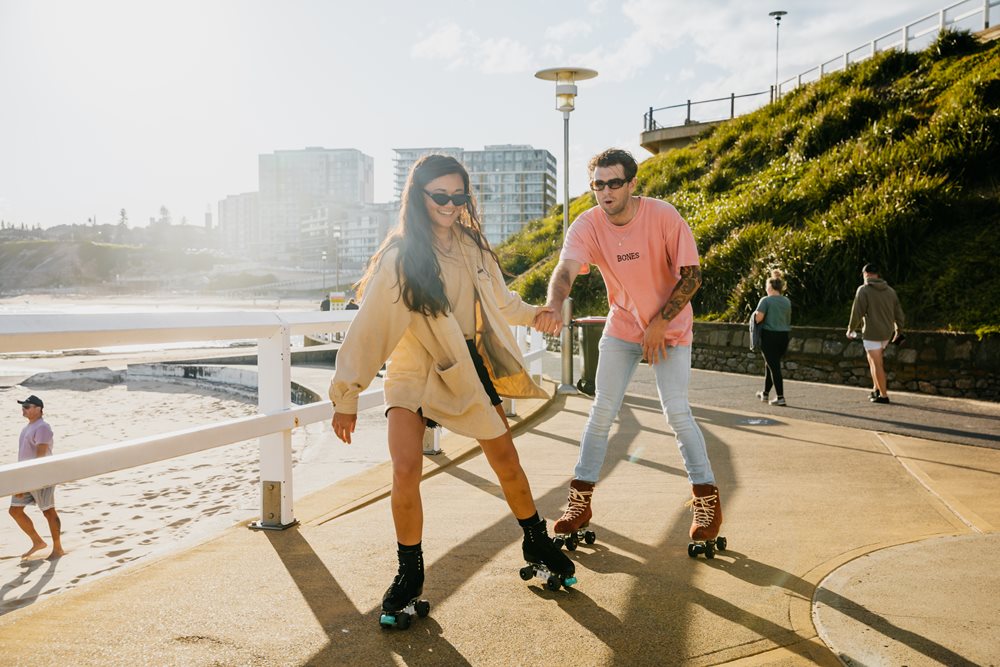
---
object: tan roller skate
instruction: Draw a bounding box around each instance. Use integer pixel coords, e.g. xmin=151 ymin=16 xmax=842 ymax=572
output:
xmin=552 ymin=480 xmax=597 ymax=551
xmin=686 ymin=483 xmax=727 ymax=559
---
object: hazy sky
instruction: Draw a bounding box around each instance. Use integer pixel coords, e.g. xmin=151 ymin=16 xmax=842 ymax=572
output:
xmin=0 ymin=0 xmax=958 ymax=228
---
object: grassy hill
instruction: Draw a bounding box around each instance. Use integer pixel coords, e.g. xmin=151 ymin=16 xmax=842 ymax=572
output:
xmin=500 ymin=31 xmax=1000 ymax=335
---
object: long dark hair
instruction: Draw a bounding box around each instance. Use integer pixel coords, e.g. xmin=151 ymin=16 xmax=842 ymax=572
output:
xmin=356 ymin=154 xmax=499 ymax=316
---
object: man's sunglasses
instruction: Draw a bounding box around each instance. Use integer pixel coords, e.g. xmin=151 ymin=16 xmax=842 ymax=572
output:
xmin=590 ymin=178 xmax=629 ymax=191
xmin=424 ymin=190 xmax=471 ymax=207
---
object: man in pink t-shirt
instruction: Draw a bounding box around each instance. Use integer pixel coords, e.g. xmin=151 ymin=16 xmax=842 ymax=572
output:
xmin=536 ymin=148 xmax=724 ymax=557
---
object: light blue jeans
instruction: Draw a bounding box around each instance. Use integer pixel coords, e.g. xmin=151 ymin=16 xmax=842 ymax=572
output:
xmin=574 ymin=335 xmax=715 ymax=486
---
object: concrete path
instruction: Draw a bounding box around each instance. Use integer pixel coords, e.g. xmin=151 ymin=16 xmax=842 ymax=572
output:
xmin=0 ymin=364 xmax=997 ymax=666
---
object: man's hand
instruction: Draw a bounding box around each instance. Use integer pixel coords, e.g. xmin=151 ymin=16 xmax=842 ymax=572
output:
xmin=533 ymin=305 xmax=563 ymax=335
xmin=332 ymin=411 xmax=357 ymax=444
xmin=642 ymin=318 xmax=672 ymax=365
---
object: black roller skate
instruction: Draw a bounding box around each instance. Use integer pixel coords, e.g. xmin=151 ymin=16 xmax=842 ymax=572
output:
xmin=520 ymin=518 xmax=577 ymax=591
xmin=379 ymin=546 xmax=429 ymax=630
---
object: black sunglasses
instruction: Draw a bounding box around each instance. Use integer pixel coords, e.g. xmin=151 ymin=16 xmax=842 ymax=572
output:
xmin=590 ymin=178 xmax=629 ymax=191
xmin=424 ymin=190 xmax=471 ymax=207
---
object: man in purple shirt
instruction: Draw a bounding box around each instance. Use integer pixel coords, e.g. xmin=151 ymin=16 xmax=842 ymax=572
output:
xmin=9 ymin=395 xmax=64 ymax=560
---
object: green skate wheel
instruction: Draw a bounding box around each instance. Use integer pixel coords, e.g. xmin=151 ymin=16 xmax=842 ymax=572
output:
xmin=379 ymin=613 xmax=395 ymax=628
xmin=562 ymin=576 xmax=577 ymax=588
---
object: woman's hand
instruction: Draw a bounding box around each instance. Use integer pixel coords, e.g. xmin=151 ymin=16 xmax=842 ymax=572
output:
xmin=332 ymin=411 xmax=357 ymax=444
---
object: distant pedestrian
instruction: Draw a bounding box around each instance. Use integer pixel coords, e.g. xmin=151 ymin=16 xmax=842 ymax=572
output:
xmin=754 ymin=269 xmax=792 ymax=406
xmin=320 ymin=295 xmax=331 ymax=311
xmin=9 ymin=395 xmax=64 ymax=560
xmin=345 ymin=298 xmax=359 ymax=310
xmin=848 ymin=263 xmax=905 ymax=404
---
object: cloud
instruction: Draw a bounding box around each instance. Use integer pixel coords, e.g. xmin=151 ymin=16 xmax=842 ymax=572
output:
xmin=480 ymin=37 xmax=535 ymax=74
xmin=545 ymin=18 xmax=593 ymax=42
xmin=411 ymin=22 xmax=469 ymax=68
xmin=411 ymin=22 xmax=535 ymax=75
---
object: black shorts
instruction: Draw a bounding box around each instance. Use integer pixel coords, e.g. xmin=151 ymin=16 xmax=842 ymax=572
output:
xmin=422 ymin=339 xmax=501 ymax=429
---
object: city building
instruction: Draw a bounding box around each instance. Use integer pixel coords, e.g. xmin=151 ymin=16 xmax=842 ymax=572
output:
xmin=392 ymin=145 xmax=556 ymax=245
xmin=299 ymin=201 xmax=398 ymax=288
xmin=217 ymin=192 xmax=260 ymax=257
xmin=258 ymin=147 xmax=374 ymax=261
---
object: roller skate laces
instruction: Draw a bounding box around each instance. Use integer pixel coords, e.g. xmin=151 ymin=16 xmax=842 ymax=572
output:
xmin=553 ymin=480 xmax=596 ymax=551
xmin=686 ymin=484 xmax=727 ymax=559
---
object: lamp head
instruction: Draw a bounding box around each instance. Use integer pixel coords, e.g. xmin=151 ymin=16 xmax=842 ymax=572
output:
xmin=535 ymin=67 xmax=598 ymax=113
xmin=769 ymin=10 xmax=787 ymax=23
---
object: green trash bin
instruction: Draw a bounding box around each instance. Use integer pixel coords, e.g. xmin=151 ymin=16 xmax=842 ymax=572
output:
xmin=574 ymin=316 xmax=606 ymax=396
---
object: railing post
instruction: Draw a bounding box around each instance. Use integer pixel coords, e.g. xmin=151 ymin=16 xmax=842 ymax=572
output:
xmin=558 ymin=297 xmax=577 ymax=394
xmin=903 ymin=24 xmax=909 ymax=53
xmin=686 ymin=99 xmax=691 ymax=123
xmin=730 ymin=92 xmax=735 ymax=118
xmin=940 ymin=8 xmax=946 ymax=32
xmin=529 ymin=327 xmax=544 ymax=381
xmin=985 ymin=0 xmax=990 ymax=29
xmin=649 ymin=106 xmax=654 ymax=130
xmin=422 ymin=426 xmax=442 ymax=455
xmin=250 ymin=325 xmax=297 ymax=530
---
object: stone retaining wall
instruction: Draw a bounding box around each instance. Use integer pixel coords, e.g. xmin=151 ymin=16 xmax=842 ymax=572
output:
xmin=692 ymin=322 xmax=1000 ymax=401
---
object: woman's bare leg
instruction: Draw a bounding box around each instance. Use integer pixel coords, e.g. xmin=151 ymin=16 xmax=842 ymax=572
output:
xmin=386 ymin=407 xmax=427 ymax=545
xmin=477 ymin=405 xmax=536 ymax=520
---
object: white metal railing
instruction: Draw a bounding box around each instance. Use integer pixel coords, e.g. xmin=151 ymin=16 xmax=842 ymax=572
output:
xmin=0 ymin=311 xmax=546 ymax=530
xmin=778 ymin=0 xmax=998 ymax=96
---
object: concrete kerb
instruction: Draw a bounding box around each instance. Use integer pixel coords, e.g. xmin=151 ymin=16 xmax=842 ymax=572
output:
xmin=286 ymin=380 xmax=558 ymax=527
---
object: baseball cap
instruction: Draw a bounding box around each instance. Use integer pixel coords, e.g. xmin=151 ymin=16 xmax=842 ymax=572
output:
xmin=17 ymin=395 xmax=44 ymax=409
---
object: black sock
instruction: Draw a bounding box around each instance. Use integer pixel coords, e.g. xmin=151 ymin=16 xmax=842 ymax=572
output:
xmin=397 ymin=541 xmax=421 ymax=553
xmin=517 ymin=512 xmax=540 ymax=528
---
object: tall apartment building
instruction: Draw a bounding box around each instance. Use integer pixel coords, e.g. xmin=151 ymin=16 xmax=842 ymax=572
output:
xmin=217 ymin=192 xmax=260 ymax=257
xmin=392 ymin=145 xmax=556 ymax=245
xmin=299 ymin=201 xmax=398 ymax=282
xmin=258 ymin=147 xmax=374 ymax=260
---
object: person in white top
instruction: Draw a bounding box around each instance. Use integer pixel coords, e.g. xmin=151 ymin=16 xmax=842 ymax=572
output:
xmin=9 ymin=394 xmax=64 ymax=560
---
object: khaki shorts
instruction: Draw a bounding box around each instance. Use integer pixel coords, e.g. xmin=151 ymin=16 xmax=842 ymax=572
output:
xmin=10 ymin=487 xmax=55 ymax=512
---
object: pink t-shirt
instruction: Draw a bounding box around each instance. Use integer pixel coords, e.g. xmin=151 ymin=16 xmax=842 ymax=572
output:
xmin=560 ymin=197 xmax=700 ymax=346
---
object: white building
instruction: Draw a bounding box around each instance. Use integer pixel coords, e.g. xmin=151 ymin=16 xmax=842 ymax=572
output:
xmin=258 ymin=147 xmax=374 ymax=260
xmin=217 ymin=192 xmax=259 ymax=257
xmin=392 ymin=145 xmax=556 ymax=245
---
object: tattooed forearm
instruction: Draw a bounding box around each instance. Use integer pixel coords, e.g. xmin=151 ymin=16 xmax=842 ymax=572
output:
xmin=547 ymin=262 xmax=576 ymax=304
xmin=658 ymin=265 xmax=702 ymax=322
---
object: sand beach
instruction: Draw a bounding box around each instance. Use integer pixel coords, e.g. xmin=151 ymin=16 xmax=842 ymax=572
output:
xmin=0 ymin=295 xmax=390 ymax=616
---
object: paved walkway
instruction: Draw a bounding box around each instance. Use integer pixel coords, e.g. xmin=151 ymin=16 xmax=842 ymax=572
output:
xmin=0 ymin=360 xmax=998 ymax=666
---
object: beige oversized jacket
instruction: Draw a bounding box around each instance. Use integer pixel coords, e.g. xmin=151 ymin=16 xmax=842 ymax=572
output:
xmin=329 ymin=235 xmax=547 ymax=440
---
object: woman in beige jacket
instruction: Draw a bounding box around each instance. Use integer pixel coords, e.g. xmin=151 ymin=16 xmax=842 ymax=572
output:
xmin=330 ymin=155 xmax=575 ymax=628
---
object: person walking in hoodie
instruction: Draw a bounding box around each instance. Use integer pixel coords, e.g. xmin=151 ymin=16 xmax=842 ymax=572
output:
xmin=329 ymin=155 xmax=575 ymax=629
xmin=847 ymin=263 xmax=905 ymax=404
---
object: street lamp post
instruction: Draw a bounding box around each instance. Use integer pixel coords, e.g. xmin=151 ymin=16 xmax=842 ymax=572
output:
xmin=535 ymin=66 xmax=598 ymax=395
xmin=321 ymin=250 xmax=327 ymax=291
xmin=769 ymin=10 xmax=788 ymax=98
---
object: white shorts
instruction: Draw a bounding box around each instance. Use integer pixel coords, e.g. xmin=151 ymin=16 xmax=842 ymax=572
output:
xmin=10 ymin=487 xmax=55 ymax=512
xmin=863 ymin=339 xmax=889 ymax=351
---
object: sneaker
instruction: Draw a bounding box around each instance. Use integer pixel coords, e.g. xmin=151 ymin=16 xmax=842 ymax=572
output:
xmin=769 ymin=397 xmax=786 ymax=406
xmin=871 ymin=395 xmax=890 ymax=404
xmin=755 ymin=391 xmax=768 ymax=402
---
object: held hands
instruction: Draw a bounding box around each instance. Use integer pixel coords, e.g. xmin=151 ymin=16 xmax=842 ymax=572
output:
xmin=533 ymin=304 xmax=563 ymax=336
xmin=332 ymin=411 xmax=357 ymax=444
